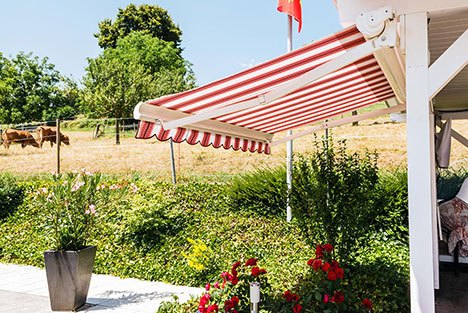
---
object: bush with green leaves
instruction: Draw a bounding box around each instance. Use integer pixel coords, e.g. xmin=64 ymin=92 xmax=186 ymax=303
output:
xmin=228 ymin=165 xmax=287 ymax=216
xmin=0 ymin=173 xmax=24 ymax=220
xmin=291 ymin=138 xmax=379 ymax=263
xmin=0 ymin=171 xmax=411 ymax=312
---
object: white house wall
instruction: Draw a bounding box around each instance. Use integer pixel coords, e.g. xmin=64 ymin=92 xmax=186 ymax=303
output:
xmin=335 ymin=0 xmax=468 ymax=27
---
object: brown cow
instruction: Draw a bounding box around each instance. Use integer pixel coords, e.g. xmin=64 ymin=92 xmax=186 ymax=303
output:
xmin=36 ymin=126 xmax=70 ymax=148
xmin=2 ymin=129 xmax=40 ymax=149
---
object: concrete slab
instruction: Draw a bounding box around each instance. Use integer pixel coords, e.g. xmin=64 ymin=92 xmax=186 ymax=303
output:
xmin=0 ymin=263 xmax=202 ymax=313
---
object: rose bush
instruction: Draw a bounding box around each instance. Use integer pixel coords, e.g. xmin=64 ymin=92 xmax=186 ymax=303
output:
xmin=196 ymin=258 xmax=270 ymax=313
xmin=36 ymin=170 xmax=134 ymax=251
xmin=275 ymin=244 xmax=373 ymax=313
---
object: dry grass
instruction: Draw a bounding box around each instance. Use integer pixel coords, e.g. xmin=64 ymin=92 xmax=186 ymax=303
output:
xmin=0 ymin=118 xmax=466 ymax=180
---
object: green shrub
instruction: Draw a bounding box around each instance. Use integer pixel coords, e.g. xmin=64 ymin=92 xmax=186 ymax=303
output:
xmin=372 ymin=170 xmax=409 ymax=243
xmin=349 ymin=234 xmax=409 ymax=313
xmin=291 ymin=138 xmax=379 ymax=263
xmin=228 ymin=166 xmax=287 ymax=216
xmin=0 ymin=173 xmax=24 ymax=220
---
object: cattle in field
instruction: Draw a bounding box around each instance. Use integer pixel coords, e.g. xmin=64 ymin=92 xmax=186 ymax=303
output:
xmin=2 ymin=129 xmax=40 ymax=149
xmin=36 ymin=126 xmax=70 ymax=148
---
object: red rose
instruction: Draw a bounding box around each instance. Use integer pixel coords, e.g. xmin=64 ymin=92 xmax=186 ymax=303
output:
xmin=251 ymin=266 xmax=260 ymax=277
xmin=258 ymin=268 xmax=267 ymax=275
xmin=362 ymin=298 xmax=373 ymax=310
xmin=199 ymin=305 xmax=206 ymax=313
xmin=230 ymin=275 xmax=239 ymax=285
xmin=231 ymin=268 xmax=238 ymax=277
xmin=307 ymin=258 xmax=315 ymax=267
xmin=232 ymin=261 xmax=241 ymax=270
xmin=231 ymin=296 xmax=239 ymax=305
xmin=315 ymin=245 xmax=324 ymax=259
xmin=312 ymin=259 xmax=322 ymax=271
xmin=224 ymin=299 xmax=235 ymax=311
xmin=327 ymin=270 xmax=337 ymax=281
xmin=323 ymin=294 xmax=330 ymax=304
xmin=200 ymin=293 xmax=210 ymax=306
xmin=207 ymin=303 xmax=218 ymax=312
xmin=293 ymin=303 xmax=303 ymax=313
xmin=323 ymin=243 xmax=333 ymax=252
xmin=205 ymin=283 xmax=211 ymax=291
xmin=321 ymin=262 xmax=331 ymax=272
xmin=245 ymin=258 xmax=258 ymax=266
xmin=283 ymin=290 xmax=293 ymax=302
xmin=335 ymin=267 xmax=344 ymax=279
xmin=291 ymin=293 xmax=300 ymax=302
xmin=331 ymin=291 xmax=344 ymax=304
xmin=331 ymin=260 xmax=340 ymax=269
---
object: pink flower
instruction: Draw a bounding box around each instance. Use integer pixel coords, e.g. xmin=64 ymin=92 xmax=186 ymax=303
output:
xmin=323 ymin=294 xmax=330 ymax=304
xmin=205 ymin=283 xmax=210 ymax=291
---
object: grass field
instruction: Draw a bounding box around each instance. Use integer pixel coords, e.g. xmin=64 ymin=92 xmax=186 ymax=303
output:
xmin=0 ymin=117 xmax=466 ymax=180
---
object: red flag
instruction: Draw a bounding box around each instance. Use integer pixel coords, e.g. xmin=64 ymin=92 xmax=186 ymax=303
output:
xmin=277 ymin=0 xmax=302 ymax=32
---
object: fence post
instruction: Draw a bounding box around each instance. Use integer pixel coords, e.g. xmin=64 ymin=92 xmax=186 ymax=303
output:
xmin=352 ymin=111 xmax=358 ymax=126
xmin=56 ymin=119 xmax=61 ymax=174
xmin=115 ymin=118 xmax=120 ymax=145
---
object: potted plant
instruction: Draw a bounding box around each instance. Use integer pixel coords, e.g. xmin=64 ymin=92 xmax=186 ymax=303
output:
xmin=36 ymin=170 xmax=131 ymax=311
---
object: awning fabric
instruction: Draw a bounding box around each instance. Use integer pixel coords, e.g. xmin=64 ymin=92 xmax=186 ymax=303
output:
xmin=135 ymin=25 xmax=395 ymax=154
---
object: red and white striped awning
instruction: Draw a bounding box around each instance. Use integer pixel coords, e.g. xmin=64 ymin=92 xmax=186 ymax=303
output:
xmin=135 ymin=25 xmax=396 ymax=154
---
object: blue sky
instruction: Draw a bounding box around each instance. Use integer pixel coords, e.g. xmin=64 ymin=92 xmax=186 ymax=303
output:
xmin=0 ymin=1 xmax=342 ymax=85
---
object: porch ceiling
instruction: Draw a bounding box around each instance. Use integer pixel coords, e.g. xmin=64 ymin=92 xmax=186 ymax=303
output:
xmin=429 ymin=8 xmax=468 ymax=112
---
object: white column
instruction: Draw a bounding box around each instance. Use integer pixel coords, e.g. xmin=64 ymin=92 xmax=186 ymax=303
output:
xmin=405 ymin=12 xmax=436 ymax=313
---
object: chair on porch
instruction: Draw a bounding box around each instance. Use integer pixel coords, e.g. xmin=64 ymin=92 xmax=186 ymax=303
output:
xmin=439 ymin=178 xmax=468 ymax=274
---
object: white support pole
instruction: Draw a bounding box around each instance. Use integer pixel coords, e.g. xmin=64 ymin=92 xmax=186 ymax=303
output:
xmin=286 ymin=15 xmax=293 ymax=222
xmin=405 ymin=12 xmax=436 ymax=313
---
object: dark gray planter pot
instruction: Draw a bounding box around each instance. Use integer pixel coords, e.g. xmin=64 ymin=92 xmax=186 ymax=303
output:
xmin=44 ymin=245 xmax=96 ymax=311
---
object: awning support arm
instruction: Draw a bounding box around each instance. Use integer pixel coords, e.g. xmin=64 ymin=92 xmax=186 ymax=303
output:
xmin=428 ymin=28 xmax=468 ymax=100
xmin=163 ymin=23 xmax=397 ymax=130
xmin=435 ymin=118 xmax=468 ymax=148
xmin=271 ymin=102 xmax=406 ymax=146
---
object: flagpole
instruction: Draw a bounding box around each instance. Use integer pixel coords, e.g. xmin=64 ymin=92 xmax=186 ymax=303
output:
xmin=286 ymin=15 xmax=293 ymax=222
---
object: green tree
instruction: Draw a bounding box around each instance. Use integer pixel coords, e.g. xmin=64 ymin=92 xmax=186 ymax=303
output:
xmin=0 ymin=52 xmax=78 ymax=124
xmin=82 ymin=32 xmax=195 ymax=120
xmin=95 ymin=4 xmax=182 ymax=51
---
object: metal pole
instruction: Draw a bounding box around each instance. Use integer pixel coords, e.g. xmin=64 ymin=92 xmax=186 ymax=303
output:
xmin=56 ymin=119 xmax=61 ymax=174
xmin=286 ymin=15 xmax=293 ymax=222
xmin=169 ymin=139 xmax=177 ymax=184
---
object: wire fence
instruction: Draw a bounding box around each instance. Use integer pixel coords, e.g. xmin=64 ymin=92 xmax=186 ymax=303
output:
xmin=0 ymin=117 xmax=466 ymax=179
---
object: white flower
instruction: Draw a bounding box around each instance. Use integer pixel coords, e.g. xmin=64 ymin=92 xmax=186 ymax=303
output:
xmin=71 ymin=181 xmax=85 ymax=192
xmin=130 ymin=183 xmax=138 ymax=193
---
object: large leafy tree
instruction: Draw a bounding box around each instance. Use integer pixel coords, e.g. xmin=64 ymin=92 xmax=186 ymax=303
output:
xmin=95 ymin=4 xmax=182 ymax=51
xmin=0 ymin=52 xmax=78 ymax=124
xmin=82 ymin=32 xmax=195 ymax=119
